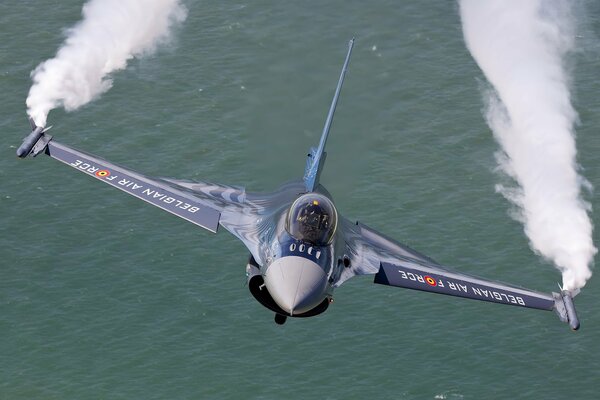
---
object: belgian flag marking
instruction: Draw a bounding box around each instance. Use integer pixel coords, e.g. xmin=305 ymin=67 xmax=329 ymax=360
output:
xmin=95 ymin=170 xmax=110 ymax=178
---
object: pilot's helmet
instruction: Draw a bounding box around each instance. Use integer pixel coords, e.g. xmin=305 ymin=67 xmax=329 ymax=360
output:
xmin=286 ymin=193 xmax=337 ymax=245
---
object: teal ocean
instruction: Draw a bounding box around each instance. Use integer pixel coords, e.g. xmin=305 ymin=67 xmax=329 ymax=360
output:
xmin=2 ymin=1 xmax=599 ymax=399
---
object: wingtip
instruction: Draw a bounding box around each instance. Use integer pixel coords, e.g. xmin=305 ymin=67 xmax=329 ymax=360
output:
xmin=553 ymin=290 xmax=581 ymax=331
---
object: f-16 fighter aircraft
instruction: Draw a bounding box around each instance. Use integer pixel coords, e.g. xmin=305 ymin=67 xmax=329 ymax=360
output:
xmin=17 ymin=39 xmax=580 ymax=329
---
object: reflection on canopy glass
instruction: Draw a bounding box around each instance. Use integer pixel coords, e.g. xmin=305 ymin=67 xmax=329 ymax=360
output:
xmin=286 ymin=194 xmax=337 ymax=245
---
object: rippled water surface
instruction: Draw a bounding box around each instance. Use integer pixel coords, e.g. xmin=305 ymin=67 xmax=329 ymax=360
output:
xmin=2 ymin=1 xmax=600 ymax=399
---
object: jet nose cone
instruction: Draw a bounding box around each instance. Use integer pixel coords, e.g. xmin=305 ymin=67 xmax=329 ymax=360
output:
xmin=264 ymin=256 xmax=328 ymax=315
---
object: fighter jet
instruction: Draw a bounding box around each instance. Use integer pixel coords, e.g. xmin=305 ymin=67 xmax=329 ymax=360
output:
xmin=17 ymin=39 xmax=580 ymax=329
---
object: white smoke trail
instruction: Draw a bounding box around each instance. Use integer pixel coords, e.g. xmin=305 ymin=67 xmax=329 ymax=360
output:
xmin=459 ymin=0 xmax=596 ymax=292
xmin=26 ymin=0 xmax=187 ymax=127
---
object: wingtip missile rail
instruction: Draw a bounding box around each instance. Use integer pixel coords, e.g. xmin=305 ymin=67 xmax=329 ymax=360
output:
xmin=17 ymin=118 xmax=52 ymax=158
xmin=562 ymin=290 xmax=580 ymax=331
xmin=553 ymin=289 xmax=580 ymax=331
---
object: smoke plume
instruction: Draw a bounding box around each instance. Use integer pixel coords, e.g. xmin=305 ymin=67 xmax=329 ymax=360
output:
xmin=459 ymin=0 xmax=595 ymax=291
xmin=26 ymin=0 xmax=187 ymax=127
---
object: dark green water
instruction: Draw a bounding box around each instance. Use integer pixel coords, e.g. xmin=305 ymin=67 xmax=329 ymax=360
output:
xmin=2 ymin=1 xmax=599 ymax=399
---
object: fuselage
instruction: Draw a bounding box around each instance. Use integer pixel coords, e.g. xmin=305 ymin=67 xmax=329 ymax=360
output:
xmin=264 ymin=235 xmax=334 ymax=315
xmin=249 ymin=192 xmax=344 ymax=318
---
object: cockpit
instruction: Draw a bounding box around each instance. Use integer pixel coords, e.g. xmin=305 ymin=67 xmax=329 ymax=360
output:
xmin=285 ymin=193 xmax=338 ymax=246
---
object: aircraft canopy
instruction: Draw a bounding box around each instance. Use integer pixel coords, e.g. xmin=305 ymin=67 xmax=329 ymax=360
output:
xmin=286 ymin=194 xmax=337 ymax=246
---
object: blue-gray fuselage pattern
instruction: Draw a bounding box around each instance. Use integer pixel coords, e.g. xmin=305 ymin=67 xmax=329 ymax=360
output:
xmin=176 ymin=179 xmax=345 ymax=305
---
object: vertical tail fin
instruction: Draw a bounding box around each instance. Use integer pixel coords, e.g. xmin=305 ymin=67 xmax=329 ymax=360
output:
xmin=303 ymin=38 xmax=355 ymax=192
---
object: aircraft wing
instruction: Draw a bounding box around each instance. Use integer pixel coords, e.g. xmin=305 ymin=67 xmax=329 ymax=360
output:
xmin=19 ymin=129 xmax=268 ymax=241
xmin=45 ymin=140 xmax=224 ymax=232
xmin=339 ymin=218 xmax=579 ymax=329
xmin=373 ymin=261 xmax=555 ymax=310
xmin=19 ymin=130 xmax=305 ymax=265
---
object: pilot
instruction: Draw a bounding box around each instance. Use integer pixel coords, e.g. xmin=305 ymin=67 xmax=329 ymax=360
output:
xmin=287 ymin=196 xmax=336 ymax=246
xmin=296 ymin=200 xmax=330 ymax=242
